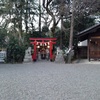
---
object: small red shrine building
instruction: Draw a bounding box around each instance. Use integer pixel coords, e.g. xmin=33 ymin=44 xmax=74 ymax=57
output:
xmin=30 ymin=38 xmax=57 ymax=61
xmin=77 ymin=23 xmax=100 ymax=61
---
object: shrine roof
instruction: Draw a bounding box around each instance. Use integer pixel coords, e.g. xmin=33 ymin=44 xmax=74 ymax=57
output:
xmin=77 ymin=23 xmax=100 ymax=41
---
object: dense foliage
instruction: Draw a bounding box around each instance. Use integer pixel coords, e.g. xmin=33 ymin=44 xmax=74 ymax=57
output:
xmin=0 ymin=29 xmax=7 ymax=49
xmin=7 ymin=37 xmax=25 ymax=63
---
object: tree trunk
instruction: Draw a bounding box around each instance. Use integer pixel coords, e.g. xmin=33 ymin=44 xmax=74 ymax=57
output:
xmin=68 ymin=0 xmax=75 ymax=63
xmin=60 ymin=16 xmax=63 ymax=49
xmin=39 ymin=0 xmax=41 ymax=33
xmin=25 ymin=1 xmax=28 ymax=34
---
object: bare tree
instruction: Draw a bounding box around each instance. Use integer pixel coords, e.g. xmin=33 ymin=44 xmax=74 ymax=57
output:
xmin=42 ymin=0 xmax=61 ymax=37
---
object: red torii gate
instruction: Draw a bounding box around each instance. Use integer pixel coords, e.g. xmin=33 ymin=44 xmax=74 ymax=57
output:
xmin=30 ymin=38 xmax=57 ymax=61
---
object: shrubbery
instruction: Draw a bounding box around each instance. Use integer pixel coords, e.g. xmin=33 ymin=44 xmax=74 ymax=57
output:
xmin=7 ymin=37 xmax=25 ymax=63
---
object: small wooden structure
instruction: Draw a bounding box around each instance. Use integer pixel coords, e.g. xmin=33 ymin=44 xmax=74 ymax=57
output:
xmin=77 ymin=24 xmax=100 ymax=61
xmin=30 ymin=38 xmax=56 ymax=61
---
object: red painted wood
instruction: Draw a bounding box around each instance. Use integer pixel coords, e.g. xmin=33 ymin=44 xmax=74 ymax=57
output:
xmin=33 ymin=41 xmax=37 ymax=61
xmin=30 ymin=38 xmax=57 ymax=41
xmin=49 ymin=41 xmax=52 ymax=60
xmin=30 ymin=38 xmax=57 ymax=61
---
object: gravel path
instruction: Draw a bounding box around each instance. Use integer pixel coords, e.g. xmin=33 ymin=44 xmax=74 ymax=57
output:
xmin=0 ymin=61 xmax=100 ymax=100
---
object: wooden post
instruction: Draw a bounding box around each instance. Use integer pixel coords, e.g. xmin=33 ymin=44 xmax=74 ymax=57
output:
xmin=33 ymin=41 xmax=37 ymax=61
xmin=88 ymin=38 xmax=90 ymax=61
xmin=49 ymin=41 xmax=53 ymax=61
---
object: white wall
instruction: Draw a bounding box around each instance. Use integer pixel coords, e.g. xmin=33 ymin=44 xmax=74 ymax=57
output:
xmin=78 ymin=40 xmax=87 ymax=46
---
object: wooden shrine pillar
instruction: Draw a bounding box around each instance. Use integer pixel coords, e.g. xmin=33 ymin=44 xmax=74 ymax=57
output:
xmin=31 ymin=41 xmax=37 ymax=61
xmin=49 ymin=41 xmax=53 ymax=61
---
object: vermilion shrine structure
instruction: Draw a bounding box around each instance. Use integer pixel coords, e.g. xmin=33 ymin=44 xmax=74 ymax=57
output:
xmin=30 ymin=38 xmax=57 ymax=61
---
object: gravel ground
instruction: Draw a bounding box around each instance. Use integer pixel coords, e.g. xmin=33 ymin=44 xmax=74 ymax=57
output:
xmin=0 ymin=61 xmax=100 ymax=100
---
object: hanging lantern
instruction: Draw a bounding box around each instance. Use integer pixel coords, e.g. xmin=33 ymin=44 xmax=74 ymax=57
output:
xmin=40 ymin=43 xmax=42 ymax=46
xmin=48 ymin=42 xmax=50 ymax=45
xmin=37 ymin=46 xmax=40 ymax=48
xmin=47 ymin=45 xmax=50 ymax=48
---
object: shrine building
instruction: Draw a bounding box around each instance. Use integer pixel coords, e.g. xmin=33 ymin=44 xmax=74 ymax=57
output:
xmin=77 ymin=23 xmax=100 ymax=61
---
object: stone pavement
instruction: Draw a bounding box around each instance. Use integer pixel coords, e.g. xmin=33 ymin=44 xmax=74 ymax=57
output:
xmin=0 ymin=61 xmax=100 ymax=100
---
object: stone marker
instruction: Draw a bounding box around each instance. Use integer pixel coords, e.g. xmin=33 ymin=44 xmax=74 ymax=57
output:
xmin=55 ymin=47 xmax=65 ymax=63
xmin=24 ymin=47 xmax=32 ymax=62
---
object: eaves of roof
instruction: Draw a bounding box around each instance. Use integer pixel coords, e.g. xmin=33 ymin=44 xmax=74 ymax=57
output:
xmin=76 ymin=23 xmax=100 ymax=41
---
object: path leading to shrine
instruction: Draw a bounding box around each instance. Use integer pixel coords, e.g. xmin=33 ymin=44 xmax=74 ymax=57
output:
xmin=0 ymin=62 xmax=100 ymax=100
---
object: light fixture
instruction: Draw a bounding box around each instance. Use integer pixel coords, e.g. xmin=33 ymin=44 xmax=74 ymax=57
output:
xmin=40 ymin=43 xmax=42 ymax=46
xmin=37 ymin=46 xmax=40 ymax=48
xmin=47 ymin=46 xmax=50 ymax=48
xmin=48 ymin=42 xmax=50 ymax=45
